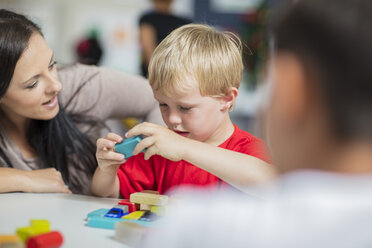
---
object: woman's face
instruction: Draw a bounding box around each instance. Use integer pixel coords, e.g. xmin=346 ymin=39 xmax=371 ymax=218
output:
xmin=0 ymin=33 xmax=62 ymax=122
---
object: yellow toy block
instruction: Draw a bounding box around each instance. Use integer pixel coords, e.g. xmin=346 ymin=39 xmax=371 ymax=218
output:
xmin=130 ymin=192 xmax=168 ymax=206
xmin=150 ymin=205 xmax=167 ymax=216
xmin=0 ymin=235 xmax=20 ymax=243
xmin=30 ymin=219 xmax=50 ymax=233
xmin=122 ymin=211 xmax=145 ymax=220
xmin=0 ymin=235 xmax=23 ymax=248
xmin=122 ymin=118 xmax=139 ymax=129
xmin=16 ymin=219 xmax=50 ymax=242
xmin=16 ymin=227 xmax=37 ymax=242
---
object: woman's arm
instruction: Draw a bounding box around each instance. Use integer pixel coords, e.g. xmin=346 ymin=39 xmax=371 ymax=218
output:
xmin=58 ymin=64 xmax=164 ymax=125
xmin=0 ymin=167 xmax=71 ymax=193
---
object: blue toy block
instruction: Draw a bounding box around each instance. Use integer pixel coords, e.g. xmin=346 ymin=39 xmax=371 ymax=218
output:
xmin=104 ymin=205 xmax=129 ymax=218
xmin=139 ymin=211 xmax=159 ymax=222
xmin=87 ymin=215 xmax=157 ymax=230
xmin=87 ymin=216 xmax=124 ymax=230
xmin=87 ymin=208 xmax=109 ymax=219
xmin=87 ymin=216 xmax=155 ymax=230
xmin=114 ymin=136 xmax=143 ymax=159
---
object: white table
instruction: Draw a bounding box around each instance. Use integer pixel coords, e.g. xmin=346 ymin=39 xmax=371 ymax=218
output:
xmin=0 ymin=193 xmax=130 ymax=248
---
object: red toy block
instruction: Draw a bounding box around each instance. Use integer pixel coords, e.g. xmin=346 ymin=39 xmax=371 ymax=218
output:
xmin=26 ymin=231 xmax=63 ymax=248
xmin=118 ymin=199 xmax=137 ymax=213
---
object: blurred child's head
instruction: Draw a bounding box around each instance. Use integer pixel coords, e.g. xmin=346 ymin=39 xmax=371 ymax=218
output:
xmin=268 ymin=0 xmax=372 ymax=172
xmin=148 ymin=24 xmax=243 ymax=144
xmin=152 ymin=0 xmax=173 ymax=12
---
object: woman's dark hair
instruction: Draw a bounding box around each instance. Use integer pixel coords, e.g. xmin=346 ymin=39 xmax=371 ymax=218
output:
xmin=273 ymin=0 xmax=372 ymax=141
xmin=0 ymin=9 xmax=101 ymax=193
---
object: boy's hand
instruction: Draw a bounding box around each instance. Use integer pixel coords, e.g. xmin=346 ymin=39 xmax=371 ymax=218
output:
xmin=96 ymin=133 xmax=126 ymax=174
xmin=126 ymin=122 xmax=190 ymax=161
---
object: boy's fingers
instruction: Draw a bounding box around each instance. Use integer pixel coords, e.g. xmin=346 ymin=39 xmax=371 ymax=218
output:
xmin=101 ymin=159 xmax=126 ymax=167
xmin=96 ymin=138 xmax=116 ymax=150
xmin=126 ymin=122 xmax=157 ymax=138
xmin=144 ymin=146 xmax=157 ymax=160
xmin=105 ymin=132 xmax=123 ymax=143
xmin=133 ymin=136 xmax=154 ymax=155
xmin=97 ymin=150 xmax=125 ymax=161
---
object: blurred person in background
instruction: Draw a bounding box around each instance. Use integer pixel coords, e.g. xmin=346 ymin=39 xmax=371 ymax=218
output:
xmin=142 ymin=0 xmax=372 ymax=247
xmin=75 ymin=28 xmax=103 ymax=66
xmin=139 ymin=0 xmax=191 ymax=77
xmin=0 ymin=9 xmax=162 ymax=195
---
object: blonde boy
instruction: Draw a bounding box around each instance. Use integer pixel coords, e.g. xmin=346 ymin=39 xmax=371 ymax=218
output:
xmin=91 ymin=24 xmax=273 ymax=198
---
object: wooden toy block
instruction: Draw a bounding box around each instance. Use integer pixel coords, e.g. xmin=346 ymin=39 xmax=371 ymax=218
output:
xmin=26 ymin=231 xmax=63 ymax=248
xmin=0 ymin=243 xmax=23 ymax=248
xmin=141 ymin=190 xmax=159 ymax=195
xmin=121 ymin=211 xmax=145 ymax=220
xmin=0 ymin=235 xmax=23 ymax=248
xmin=114 ymin=222 xmax=147 ymax=247
xmin=130 ymin=192 xmax=168 ymax=206
xmin=140 ymin=204 xmax=151 ymax=211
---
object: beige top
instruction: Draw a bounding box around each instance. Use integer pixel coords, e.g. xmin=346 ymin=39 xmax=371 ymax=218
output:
xmin=0 ymin=63 xmax=162 ymax=195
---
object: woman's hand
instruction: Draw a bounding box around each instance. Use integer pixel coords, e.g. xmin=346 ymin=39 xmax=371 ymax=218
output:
xmin=96 ymin=132 xmax=126 ymax=174
xmin=23 ymin=168 xmax=72 ymax=193
xmin=126 ymin=122 xmax=190 ymax=161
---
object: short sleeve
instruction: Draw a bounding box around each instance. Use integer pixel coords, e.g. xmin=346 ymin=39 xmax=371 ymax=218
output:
xmin=222 ymin=126 xmax=272 ymax=164
xmin=117 ymin=153 xmax=156 ymax=199
xmin=238 ymin=139 xmax=272 ymax=164
xmin=139 ymin=13 xmax=154 ymax=26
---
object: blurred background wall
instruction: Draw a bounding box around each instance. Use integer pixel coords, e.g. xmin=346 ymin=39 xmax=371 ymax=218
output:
xmin=0 ymin=0 xmax=276 ymax=136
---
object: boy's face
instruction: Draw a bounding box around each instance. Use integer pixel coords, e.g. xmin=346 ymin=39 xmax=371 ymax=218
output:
xmin=153 ymin=80 xmax=231 ymax=144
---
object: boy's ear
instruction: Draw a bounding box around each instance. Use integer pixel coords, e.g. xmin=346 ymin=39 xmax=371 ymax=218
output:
xmin=220 ymin=87 xmax=238 ymax=111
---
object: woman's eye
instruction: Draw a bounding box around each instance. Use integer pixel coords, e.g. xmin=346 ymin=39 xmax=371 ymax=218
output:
xmin=159 ymin=103 xmax=168 ymax=108
xmin=26 ymin=81 xmax=38 ymax=89
xmin=48 ymin=61 xmax=57 ymax=70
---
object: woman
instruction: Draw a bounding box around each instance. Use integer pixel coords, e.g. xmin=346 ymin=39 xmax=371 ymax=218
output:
xmin=0 ymin=9 xmax=162 ymax=195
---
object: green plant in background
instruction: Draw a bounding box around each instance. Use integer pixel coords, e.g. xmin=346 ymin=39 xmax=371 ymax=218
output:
xmin=241 ymin=0 xmax=270 ymax=90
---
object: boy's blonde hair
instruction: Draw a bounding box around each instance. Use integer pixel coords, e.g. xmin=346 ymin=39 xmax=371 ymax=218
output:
xmin=148 ymin=24 xmax=243 ymax=97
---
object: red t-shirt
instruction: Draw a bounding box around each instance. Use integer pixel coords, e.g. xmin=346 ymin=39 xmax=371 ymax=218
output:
xmin=117 ymin=124 xmax=270 ymax=198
